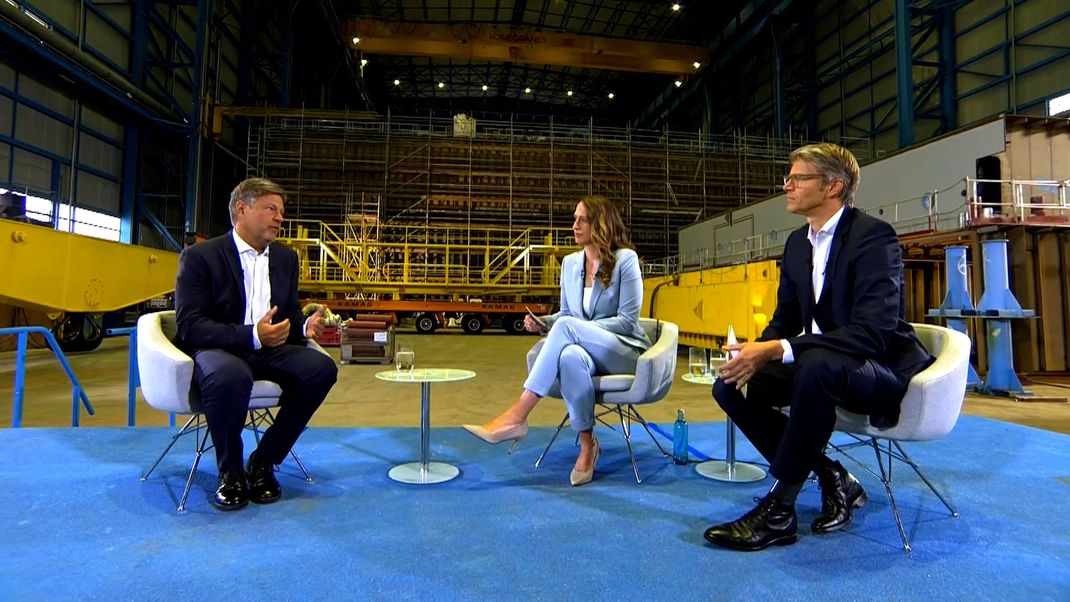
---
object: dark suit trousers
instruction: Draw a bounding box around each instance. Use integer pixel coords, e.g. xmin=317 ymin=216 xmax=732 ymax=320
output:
xmin=712 ymin=347 xmax=887 ymax=484
xmin=192 ymin=344 xmax=338 ymax=471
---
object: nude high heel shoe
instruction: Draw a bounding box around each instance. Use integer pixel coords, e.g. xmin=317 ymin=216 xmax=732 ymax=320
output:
xmin=462 ymin=422 xmax=529 ymax=454
xmin=569 ymin=438 xmax=600 ymax=486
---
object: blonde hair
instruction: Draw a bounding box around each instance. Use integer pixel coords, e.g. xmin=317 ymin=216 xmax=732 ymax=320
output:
xmin=228 ymin=178 xmax=286 ymax=225
xmin=579 ymin=195 xmax=634 ymax=286
xmin=788 ymin=143 xmax=860 ymax=206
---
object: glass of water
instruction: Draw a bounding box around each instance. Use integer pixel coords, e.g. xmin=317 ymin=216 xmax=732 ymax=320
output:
xmin=688 ymin=347 xmax=708 ymax=378
xmin=395 ymin=345 xmax=415 ymax=374
xmin=709 ymin=351 xmax=727 ymax=377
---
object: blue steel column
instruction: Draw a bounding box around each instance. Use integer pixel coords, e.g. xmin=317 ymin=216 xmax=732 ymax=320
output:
xmin=280 ymin=1 xmax=300 ymax=107
xmin=119 ymin=0 xmax=150 ymax=244
xmin=801 ymin=9 xmax=818 ymax=138
xmin=895 ymin=0 xmax=915 ymax=147
xmin=49 ymin=160 xmax=62 ymax=226
xmin=937 ymin=3 xmax=957 ymax=133
xmin=119 ymin=128 xmax=139 ymax=244
xmin=184 ymin=0 xmax=211 ymax=235
xmin=769 ymin=16 xmax=784 ymax=138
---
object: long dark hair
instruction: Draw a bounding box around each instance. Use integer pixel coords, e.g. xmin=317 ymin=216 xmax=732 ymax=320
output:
xmin=580 ymin=195 xmax=634 ymax=286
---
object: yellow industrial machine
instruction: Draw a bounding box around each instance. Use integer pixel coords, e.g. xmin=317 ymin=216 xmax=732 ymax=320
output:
xmin=0 ymin=219 xmax=179 ymax=351
xmin=642 ymin=260 xmax=780 ymax=350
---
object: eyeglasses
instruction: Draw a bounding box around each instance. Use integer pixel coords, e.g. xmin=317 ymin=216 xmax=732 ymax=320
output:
xmin=782 ymin=173 xmax=825 ymax=187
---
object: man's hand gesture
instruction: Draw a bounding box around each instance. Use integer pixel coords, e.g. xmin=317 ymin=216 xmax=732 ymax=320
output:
xmin=718 ymin=340 xmax=783 ymax=389
xmin=305 ymin=308 xmax=326 ymax=340
xmin=257 ymin=306 xmax=290 ymax=348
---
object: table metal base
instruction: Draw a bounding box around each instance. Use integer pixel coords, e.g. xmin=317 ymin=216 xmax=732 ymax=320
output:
xmin=388 ymin=461 xmax=460 ymax=484
xmin=695 ymin=460 xmax=767 ymax=483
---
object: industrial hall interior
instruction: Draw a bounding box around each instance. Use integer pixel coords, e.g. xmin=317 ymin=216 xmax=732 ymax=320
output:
xmin=1 ymin=0 xmax=1068 ymax=599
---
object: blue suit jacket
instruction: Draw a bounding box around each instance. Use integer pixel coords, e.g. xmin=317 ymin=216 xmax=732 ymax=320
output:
xmin=174 ymin=231 xmax=306 ymax=354
xmin=546 ymin=248 xmax=651 ymax=351
xmin=762 ymin=207 xmax=932 ymax=426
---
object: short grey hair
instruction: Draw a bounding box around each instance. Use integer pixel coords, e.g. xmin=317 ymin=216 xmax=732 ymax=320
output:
xmin=228 ymin=178 xmax=286 ymax=225
xmin=788 ymin=143 xmax=860 ymax=206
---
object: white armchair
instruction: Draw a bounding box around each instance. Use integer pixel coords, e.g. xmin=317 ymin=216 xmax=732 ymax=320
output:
xmin=136 ymin=310 xmax=320 ymax=512
xmin=830 ymin=322 xmax=971 ymax=551
xmin=527 ymin=318 xmax=680 ymax=483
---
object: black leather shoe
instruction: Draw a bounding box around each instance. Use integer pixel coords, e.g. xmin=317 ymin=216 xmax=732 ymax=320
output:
xmin=704 ymin=495 xmax=798 ymax=551
xmin=811 ymin=460 xmax=867 ymax=534
xmin=212 ymin=469 xmax=249 ymax=511
xmin=246 ymin=451 xmax=281 ymax=504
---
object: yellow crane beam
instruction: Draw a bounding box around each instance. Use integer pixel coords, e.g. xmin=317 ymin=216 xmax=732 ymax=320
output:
xmin=0 ymin=220 xmax=178 ymax=313
xmin=343 ymin=19 xmax=709 ymax=75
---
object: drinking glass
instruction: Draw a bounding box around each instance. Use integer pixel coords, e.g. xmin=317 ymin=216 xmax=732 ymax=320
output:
xmin=395 ymin=346 xmax=415 ymax=374
xmin=688 ymin=347 xmax=708 ymax=378
xmin=709 ymin=351 xmax=728 ymax=377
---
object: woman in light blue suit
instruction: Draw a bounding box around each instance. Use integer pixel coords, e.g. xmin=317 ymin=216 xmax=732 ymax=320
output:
xmin=464 ymin=195 xmax=651 ymax=486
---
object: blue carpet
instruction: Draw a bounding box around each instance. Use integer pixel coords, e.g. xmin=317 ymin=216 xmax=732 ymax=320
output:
xmin=0 ymin=416 xmax=1067 ymax=600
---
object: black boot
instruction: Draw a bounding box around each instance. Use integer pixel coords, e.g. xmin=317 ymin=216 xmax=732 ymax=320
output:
xmin=212 ymin=469 xmax=249 ymax=511
xmin=246 ymin=450 xmax=282 ymax=504
xmin=704 ymin=494 xmax=798 ymax=551
xmin=811 ymin=460 xmax=867 ymax=533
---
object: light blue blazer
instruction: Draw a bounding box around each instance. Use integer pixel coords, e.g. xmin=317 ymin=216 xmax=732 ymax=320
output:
xmin=545 ymin=248 xmax=651 ymax=351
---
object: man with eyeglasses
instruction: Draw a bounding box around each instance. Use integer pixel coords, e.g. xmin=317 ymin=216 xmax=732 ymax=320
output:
xmin=704 ymin=143 xmax=933 ymax=551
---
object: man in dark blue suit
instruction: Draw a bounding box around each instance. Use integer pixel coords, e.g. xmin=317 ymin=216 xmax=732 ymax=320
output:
xmin=175 ymin=178 xmax=337 ymax=511
xmin=705 ymin=144 xmax=932 ymax=550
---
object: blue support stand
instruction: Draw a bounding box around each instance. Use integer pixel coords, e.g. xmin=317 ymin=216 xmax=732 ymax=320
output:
xmin=0 ymin=326 xmax=94 ymax=427
xmin=106 ymin=327 xmax=140 ymax=427
xmin=927 ymin=246 xmax=981 ymax=388
xmin=975 ymin=240 xmax=1035 ymax=396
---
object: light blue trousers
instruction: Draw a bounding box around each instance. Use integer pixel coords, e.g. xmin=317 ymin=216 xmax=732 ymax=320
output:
xmin=524 ymin=316 xmax=642 ymax=431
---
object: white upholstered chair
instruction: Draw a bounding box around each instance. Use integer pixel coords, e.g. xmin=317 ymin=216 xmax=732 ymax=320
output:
xmin=136 ymin=310 xmax=320 ymax=512
xmin=526 ymin=318 xmax=679 ymax=483
xmin=829 ymin=322 xmax=971 ymax=551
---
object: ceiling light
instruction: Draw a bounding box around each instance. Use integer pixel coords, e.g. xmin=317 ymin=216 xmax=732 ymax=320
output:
xmin=672 ymin=3 xmax=681 ymax=11
xmin=693 ymin=61 xmax=701 ymax=69
xmin=567 ymin=90 xmax=574 ymax=97
xmin=438 ymin=82 xmax=446 ymax=89
xmin=482 ymin=84 xmax=489 ymax=91
xmin=352 ymin=37 xmax=360 ymax=44
xmin=674 ymin=79 xmax=683 ymax=87
xmin=608 ymin=92 xmax=615 ymax=99
xmin=394 ymin=79 xmax=400 ymax=86
xmin=524 ymin=87 xmax=532 ymax=94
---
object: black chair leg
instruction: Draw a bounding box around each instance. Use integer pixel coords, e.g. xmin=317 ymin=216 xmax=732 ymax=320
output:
xmin=247 ymin=408 xmax=313 ymax=483
xmin=616 ymin=406 xmax=642 ymax=483
xmin=892 ymin=440 xmax=959 ymax=517
xmin=534 ymin=413 xmax=570 ymax=469
xmin=535 ymin=404 xmax=670 ymax=484
xmin=827 ymin=434 xmax=959 ymax=553
xmin=140 ymin=414 xmax=212 ymax=513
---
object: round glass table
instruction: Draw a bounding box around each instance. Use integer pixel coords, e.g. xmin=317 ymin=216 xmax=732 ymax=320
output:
xmin=375 ymin=368 xmax=476 ymax=484
xmin=681 ymin=373 xmax=767 ymax=483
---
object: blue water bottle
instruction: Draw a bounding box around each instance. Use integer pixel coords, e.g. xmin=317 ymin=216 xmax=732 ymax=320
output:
xmin=673 ymin=409 xmax=689 ymax=465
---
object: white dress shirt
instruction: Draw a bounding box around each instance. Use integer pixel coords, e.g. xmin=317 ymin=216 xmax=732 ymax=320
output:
xmin=781 ymin=205 xmax=846 ymax=365
xmin=232 ymin=229 xmax=271 ymax=350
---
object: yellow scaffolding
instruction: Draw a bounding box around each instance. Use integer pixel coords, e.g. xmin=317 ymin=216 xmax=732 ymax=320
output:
xmin=278 ymin=219 xmax=576 ymax=298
